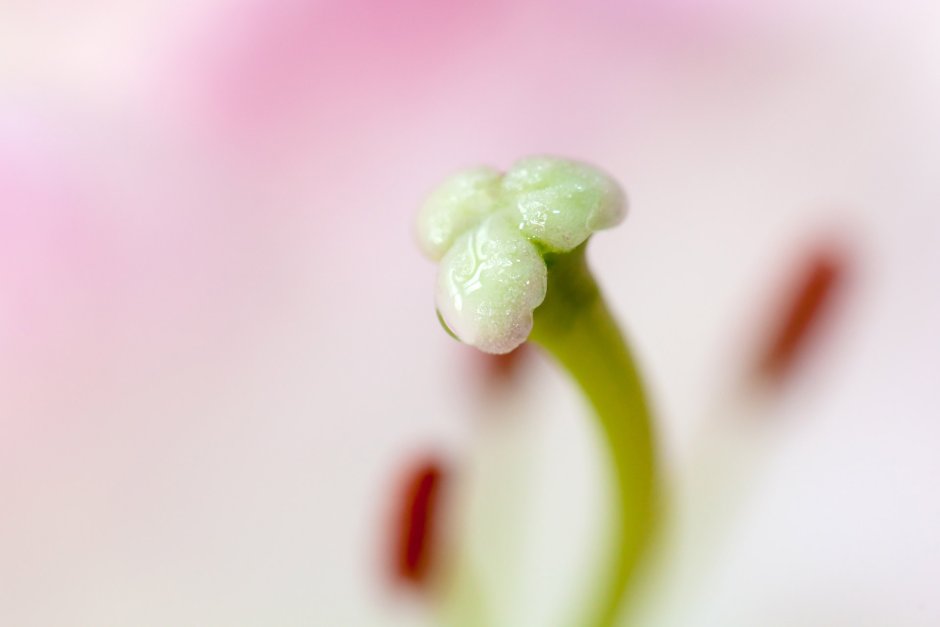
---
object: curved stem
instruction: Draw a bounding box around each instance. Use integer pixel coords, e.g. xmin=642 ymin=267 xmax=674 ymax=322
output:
xmin=529 ymin=244 xmax=658 ymax=627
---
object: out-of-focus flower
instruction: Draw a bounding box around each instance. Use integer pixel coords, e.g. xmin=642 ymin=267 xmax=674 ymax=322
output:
xmin=1 ymin=1 xmax=938 ymax=626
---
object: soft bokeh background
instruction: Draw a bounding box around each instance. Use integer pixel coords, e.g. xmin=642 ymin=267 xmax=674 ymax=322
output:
xmin=1 ymin=1 xmax=938 ymax=625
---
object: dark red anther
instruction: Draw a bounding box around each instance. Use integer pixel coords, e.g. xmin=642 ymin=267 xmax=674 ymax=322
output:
xmin=756 ymin=245 xmax=846 ymax=383
xmin=485 ymin=351 xmax=520 ymax=379
xmin=475 ymin=342 xmax=531 ymax=386
xmin=390 ymin=457 xmax=446 ymax=587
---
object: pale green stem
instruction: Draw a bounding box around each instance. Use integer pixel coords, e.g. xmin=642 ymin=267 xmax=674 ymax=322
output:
xmin=439 ymin=557 xmax=492 ymax=627
xmin=529 ymin=244 xmax=658 ymax=627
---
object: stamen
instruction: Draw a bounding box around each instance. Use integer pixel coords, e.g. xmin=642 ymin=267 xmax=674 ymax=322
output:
xmin=756 ymin=245 xmax=845 ymax=383
xmin=390 ymin=457 xmax=446 ymax=587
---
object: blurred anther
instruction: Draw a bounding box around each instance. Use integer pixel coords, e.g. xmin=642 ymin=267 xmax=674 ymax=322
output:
xmin=756 ymin=245 xmax=846 ymax=383
xmin=390 ymin=456 xmax=446 ymax=588
xmin=477 ymin=342 xmax=531 ymax=385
